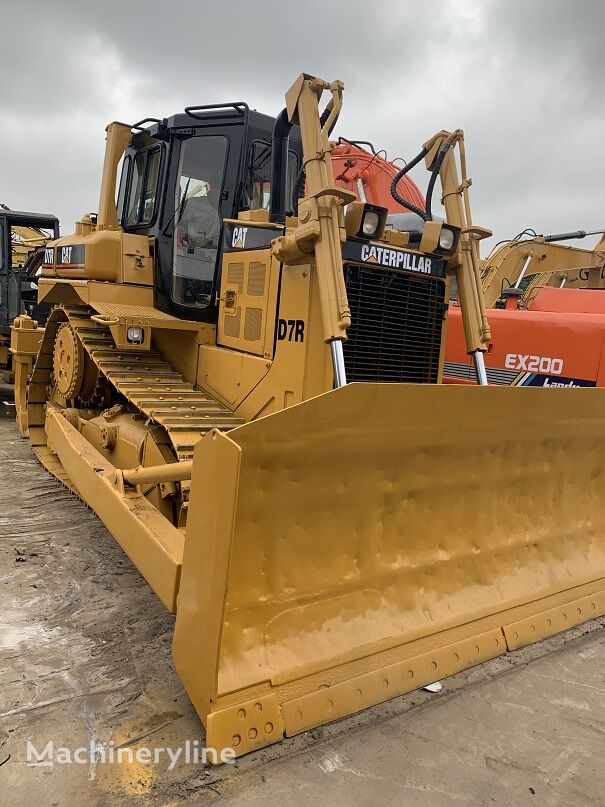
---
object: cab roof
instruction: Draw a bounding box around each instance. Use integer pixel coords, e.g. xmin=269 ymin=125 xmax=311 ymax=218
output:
xmin=135 ymin=106 xmax=295 ymax=147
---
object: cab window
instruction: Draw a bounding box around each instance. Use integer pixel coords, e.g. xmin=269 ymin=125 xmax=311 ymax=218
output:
xmin=172 ymin=135 xmax=228 ymax=309
xmin=245 ymin=141 xmax=298 ymax=211
xmin=126 ymin=148 xmax=161 ymax=226
xmin=116 ymin=155 xmax=131 ymax=224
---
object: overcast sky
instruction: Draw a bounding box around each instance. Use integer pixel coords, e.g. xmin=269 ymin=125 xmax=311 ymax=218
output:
xmin=1 ymin=0 xmax=603 ymax=251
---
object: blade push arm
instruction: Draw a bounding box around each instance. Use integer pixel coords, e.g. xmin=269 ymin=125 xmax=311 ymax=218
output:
xmin=424 ymin=130 xmax=492 ymax=383
xmin=271 ymin=74 xmax=356 ymax=387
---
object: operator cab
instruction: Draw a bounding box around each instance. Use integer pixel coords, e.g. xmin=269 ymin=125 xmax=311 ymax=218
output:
xmin=0 ymin=210 xmax=59 ymax=334
xmin=115 ymin=106 xmax=301 ymax=321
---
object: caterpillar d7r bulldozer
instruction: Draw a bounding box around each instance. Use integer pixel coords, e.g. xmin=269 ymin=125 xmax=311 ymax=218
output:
xmin=12 ymin=74 xmax=605 ymax=761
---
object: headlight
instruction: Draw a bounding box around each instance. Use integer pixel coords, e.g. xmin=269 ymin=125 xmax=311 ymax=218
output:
xmin=345 ymin=201 xmax=388 ymax=240
xmin=439 ymin=226 xmax=456 ymax=251
xmin=361 ymin=210 xmax=381 ymax=237
xmin=127 ymin=326 xmax=144 ymax=344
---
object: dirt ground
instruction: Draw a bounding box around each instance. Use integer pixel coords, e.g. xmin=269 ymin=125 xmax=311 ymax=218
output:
xmin=1 ymin=410 xmax=604 ymax=807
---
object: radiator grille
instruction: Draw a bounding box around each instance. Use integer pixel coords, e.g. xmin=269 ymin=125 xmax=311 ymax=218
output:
xmin=342 ymin=264 xmax=446 ymax=383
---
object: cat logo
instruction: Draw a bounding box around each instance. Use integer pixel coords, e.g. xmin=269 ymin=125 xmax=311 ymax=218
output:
xmin=231 ymin=226 xmax=248 ymax=249
xmin=360 ymin=243 xmax=433 ymax=273
xmin=61 ymin=246 xmax=72 ymax=264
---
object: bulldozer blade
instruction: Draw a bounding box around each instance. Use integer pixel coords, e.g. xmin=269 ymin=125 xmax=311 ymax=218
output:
xmin=173 ymin=383 xmax=605 ymax=760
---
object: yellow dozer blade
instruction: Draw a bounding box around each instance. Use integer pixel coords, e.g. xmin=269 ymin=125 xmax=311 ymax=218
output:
xmin=174 ymin=382 xmax=605 ymax=758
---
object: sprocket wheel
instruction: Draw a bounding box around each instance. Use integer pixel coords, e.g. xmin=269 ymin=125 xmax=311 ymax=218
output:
xmin=53 ymin=323 xmax=85 ymax=400
xmin=78 ymin=351 xmax=103 ymax=405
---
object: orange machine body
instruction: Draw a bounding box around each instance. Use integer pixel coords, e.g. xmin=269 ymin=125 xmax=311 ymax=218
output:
xmin=444 ymin=287 xmax=605 ymax=387
xmin=331 ymin=141 xmax=425 ymax=212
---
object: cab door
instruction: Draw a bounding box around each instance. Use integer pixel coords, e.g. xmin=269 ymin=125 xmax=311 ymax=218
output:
xmin=155 ymin=124 xmax=244 ymax=322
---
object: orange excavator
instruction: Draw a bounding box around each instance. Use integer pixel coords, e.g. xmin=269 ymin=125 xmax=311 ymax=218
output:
xmin=443 ymin=230 xmax=605 ymax=387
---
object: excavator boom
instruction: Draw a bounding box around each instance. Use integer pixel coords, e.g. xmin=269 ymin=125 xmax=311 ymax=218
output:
xmin=481 ymin=234 xmax=605 ymax=308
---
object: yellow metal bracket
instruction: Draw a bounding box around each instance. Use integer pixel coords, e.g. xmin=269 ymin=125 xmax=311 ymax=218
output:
xmin=281 ymin=629 xmax=504 ymax=736
xmin=273 ymin=186 xmax=356 ymax=266
xmin=10 ymin=315 xmax=44 ymax=436
xmin=205 ymin=694 xmax=284 ymax=761
xmin=503 ymin=589 xmax=605 ymax=650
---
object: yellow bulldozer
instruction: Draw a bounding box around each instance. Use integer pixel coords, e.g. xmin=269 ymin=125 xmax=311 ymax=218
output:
xmin=0 ymin=205 xmax=58 ymax=395
xmin=11 ymin=73 xmax=605 ymax=762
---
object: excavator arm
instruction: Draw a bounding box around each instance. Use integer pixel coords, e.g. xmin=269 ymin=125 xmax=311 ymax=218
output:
xmin=481 ymin=236 xmax=605 ymax=308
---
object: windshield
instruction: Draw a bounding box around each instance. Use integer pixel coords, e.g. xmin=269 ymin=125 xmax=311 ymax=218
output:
xmin=172 ymin=134 xmax=228 ymax=309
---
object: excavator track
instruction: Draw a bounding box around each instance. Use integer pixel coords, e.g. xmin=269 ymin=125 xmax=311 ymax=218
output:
xmin=27 ymin=305 xmax=243 ymax=476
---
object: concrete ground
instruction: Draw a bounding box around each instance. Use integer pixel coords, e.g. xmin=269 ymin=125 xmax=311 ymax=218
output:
xmin=1 ymin=409 xmax=604 ymax=807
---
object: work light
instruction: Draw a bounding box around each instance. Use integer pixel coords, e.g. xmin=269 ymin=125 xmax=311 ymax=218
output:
xmin=438 ymin=226 xmax=456 ymax=251
xmin=127 ymin=326 xmax=145 ymax=344
xmin=345 ymin=201 xmax=388 ymax=241
xmin=361 ymin=210 xmax=381 ymax=237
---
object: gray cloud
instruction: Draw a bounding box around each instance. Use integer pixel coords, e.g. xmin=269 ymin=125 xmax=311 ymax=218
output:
xmin=1 ymin=0 xmax=604 ymax=250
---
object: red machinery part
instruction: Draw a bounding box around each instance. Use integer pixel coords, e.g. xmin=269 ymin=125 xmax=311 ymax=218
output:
xmin=444 ymin=288 xmax=605 ymax=388
xmin=331 ymin=141 xmax=425 ymax=213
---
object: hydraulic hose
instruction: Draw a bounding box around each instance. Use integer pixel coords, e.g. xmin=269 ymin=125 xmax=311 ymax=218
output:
xmin=390 ymin=146 xmax=430 ymax=220
xmin=425 ymin=142 xmax=452 ymax=221
xmin=337 ymin=136 xmax=377 ymax=155
xmin=291 ymin=167 xmax=305 ymax=214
